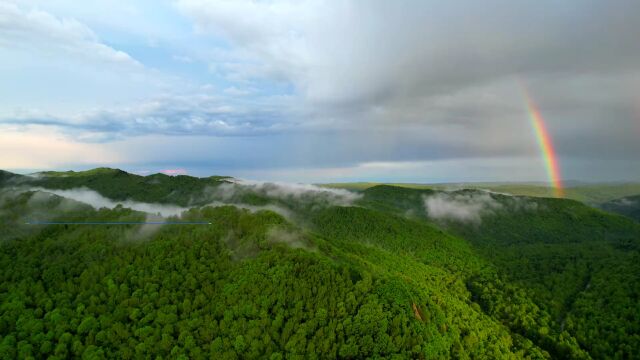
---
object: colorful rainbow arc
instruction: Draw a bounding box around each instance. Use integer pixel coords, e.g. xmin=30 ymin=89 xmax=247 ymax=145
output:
xmin=522 ymin=89 xmax=564 ymax=198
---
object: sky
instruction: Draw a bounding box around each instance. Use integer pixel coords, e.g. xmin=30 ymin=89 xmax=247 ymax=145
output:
xmin=1 ymin=0 xmax=639 ymax=183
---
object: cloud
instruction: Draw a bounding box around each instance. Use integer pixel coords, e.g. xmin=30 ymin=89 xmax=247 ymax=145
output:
xmin=0 ymin=189 xmax=82 ymax=240
xmin=423 ymin=192 xmax=503 ymax=224
xmin=212 ymin=179 xmax=361 ymax=206
xmin=124 ymin=213 xmax=166 ymax=242
xmin=266 ymin=226 xmax=315 ymax=251
xmin=0 ymin=93 xmax=296 ymax=141
xmin=2 ymin=1 xmax=640 ymax=182
xmin=177 ymin=0 xmax=640 ymax=105
xmin=423 ymin=191 xmax=540 ymax=224
xmin=0 ymin=1 xmax=192 ymax=137
xmin=611 ymin=198 xmax=637 ymax=207
xmin=1 ymin=189 xmax=179 ymax=242
xmin=28 ymin=187 xmax=188 ymax=217
xmin=173 ymin=0 xmax=640 ymax=170
xmin=25 ymin=190 xmax=86 ymax=213
xmin=0 ymin=2 xmax=140 ymax=67
xmin=19 ymin=186 xmax=296 ymax=221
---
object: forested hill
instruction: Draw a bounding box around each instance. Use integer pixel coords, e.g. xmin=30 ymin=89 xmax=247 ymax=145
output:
xmin=0 ymin=169 xmax=638 ymax=358
xmin=326 ymin=181 xmax=640 ymax=204
xmin=360 ymin=185 xmax=640 ymax=358
xmin=23 ymin=168 xmax=233 ymax=206
xmin=0 ymin=169 xmax=25 ymax=187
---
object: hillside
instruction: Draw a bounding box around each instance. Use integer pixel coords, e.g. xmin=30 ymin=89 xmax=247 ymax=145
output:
xmin=0 ymin=169 xmax=638 ymax=358
xmin=0 ymin=170 xmax=26 ymax=187
xmin=600 ymin=195 xmax=640 ymax=222
xmin=325 ymin=181 xmax=640 ymax=203
xmin=357 ymin=185 xmax=640 ymax=358
xmin=447 ymin=196 xmax=640 ymax=359
xmin=0 ymin=190 xmax=550 ymax=358
xmin=22 ymin=168 xmax=233 ymax=206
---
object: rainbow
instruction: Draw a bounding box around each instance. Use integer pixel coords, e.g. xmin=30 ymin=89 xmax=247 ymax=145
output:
xmin=522 ymin=88 xmax=564 ymax=198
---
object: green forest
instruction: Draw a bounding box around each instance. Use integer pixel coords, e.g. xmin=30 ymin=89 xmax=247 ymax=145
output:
xmin=0 ymin=169 xmax=639 ymax=359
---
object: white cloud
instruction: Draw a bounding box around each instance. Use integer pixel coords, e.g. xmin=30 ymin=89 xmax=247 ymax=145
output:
xmin=423 ymin=192 xmax=503 ymax=224
xmin=266 ymin=227 xmax=315 ymax=251
xmin=0 ymin=2 xmax=190 ymax=120
xmin=0 ymin=92 xmax=296 ymax=140
xmin=208 ymin=179 xmax=361 ymax=207
xmin=23 ymin=186 xmax=291 ymax=218
xmin=19 ymin=186 xmax=304 ymax=221
xmin=0 ymin=2 xmax=140 ymax=67
xmin=230 ymin=178 xmax=361 ymax=205
xmin=423 ymin=191 xmax=540 ymax=224
xmin=612 ymin=198 xmax=637 ymax=207
xmin=28 ymin=187 xmax=188 ymax=217
xmin=223 ymin=86 xmax=253 ymax=96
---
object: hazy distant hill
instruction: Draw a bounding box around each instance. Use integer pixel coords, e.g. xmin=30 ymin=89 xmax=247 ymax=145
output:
xmin=600 ymin=195 xmax=640 ymax=222
xmin=0 ymin=168 xmax=638 ymax=358
xmin=325 ymin=181 xmax=640 ymax=203
xmin=0 ymin=169 xmax=26 ymax=186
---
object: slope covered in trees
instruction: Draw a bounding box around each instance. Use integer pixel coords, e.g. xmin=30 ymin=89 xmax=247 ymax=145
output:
xmin=0 ymin=169 xmax=638 ymax=358
xmin=451 ymin=198 xmax=640 ymax=358
xmin=359 ymin=185 xmax=640 ymax=358
xmin=23 ymin=168 xmax=232 ymax=206
xmin=327 ymin=182 xmax=640 ymax=203
xmin=0 ymin=191 xmax=546 ymax=359
xmin=360 ymin=185 xmax=640 ymax=358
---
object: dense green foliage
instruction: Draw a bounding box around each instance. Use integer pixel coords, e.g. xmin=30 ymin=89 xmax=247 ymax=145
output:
xmin=356 ymin=185 xmax=640 ymax=358
xmin=0 ymin=169 xmax=639 ymax=358
xmin=355 ymin=185 xmax=433 ymax=218
xmin=0 ymin=193 xmax=536 ymax=359
xmin=398 ymin=189 xmax=640 ymax=358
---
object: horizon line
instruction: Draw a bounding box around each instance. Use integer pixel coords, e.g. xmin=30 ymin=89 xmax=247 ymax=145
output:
xmin=2 ymin=167 xmax=639 ymax=185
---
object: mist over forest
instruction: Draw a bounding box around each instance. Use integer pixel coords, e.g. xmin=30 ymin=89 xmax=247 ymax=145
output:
xmin=0 ymin=168 xmax=638 ymax=358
